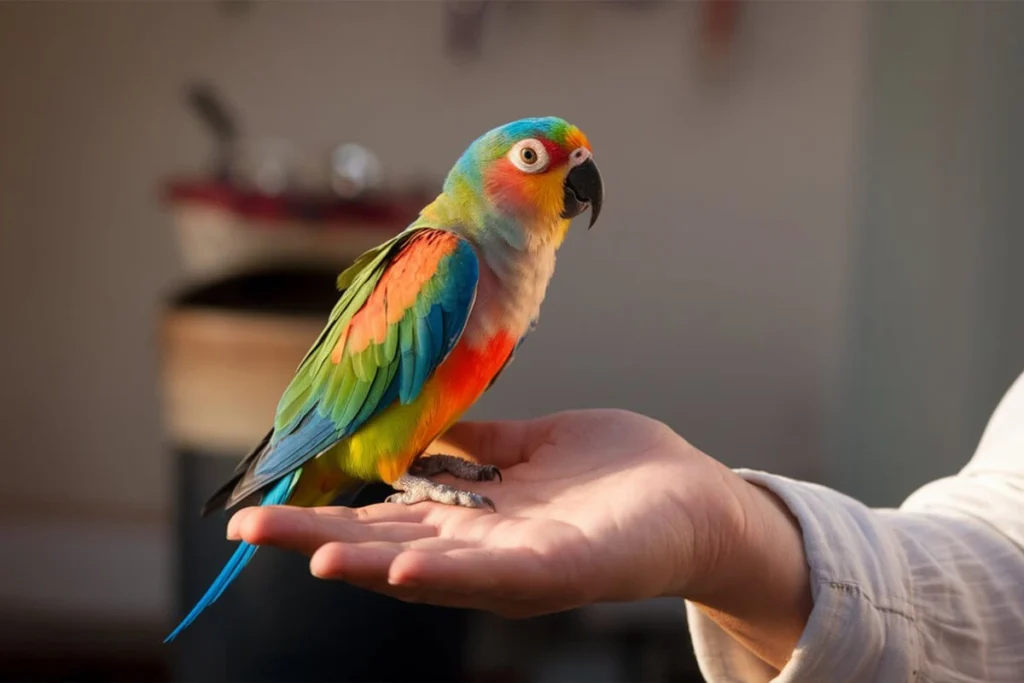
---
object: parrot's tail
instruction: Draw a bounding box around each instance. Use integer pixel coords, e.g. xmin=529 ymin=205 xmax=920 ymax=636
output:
xmin=164 ymin=470 xmax=300 ymax=643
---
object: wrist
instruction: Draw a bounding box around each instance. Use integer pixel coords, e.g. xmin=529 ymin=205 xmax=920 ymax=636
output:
xmin=684 ymin=470 xmax=813 ymax=670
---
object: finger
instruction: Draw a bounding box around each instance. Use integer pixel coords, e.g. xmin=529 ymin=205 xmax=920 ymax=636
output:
xmin=327 ymin=574 xmax=526 ymax=615
xmin=387 ymin=547 xmax=586 ymax=603
xmin=309 ymin=541 xmax=402 ymax=583
xmin=309 ymin=536 xmax=469 ymax=580
xmin=227 ymin=502 xmax=428 ymax=540
xmin=371 ymin=586 xmax=542 ymax=617
xmin=309 ymin=543 xmax=566 ymax=617
xmin=226 ymin=507 xmax=256 ymax=539
xmin=313 ymin=503 xmax=431 ymax=524
xmin=234 ymin=507 xmax=437 ymax=556
xmin=431 ymin=419 xmax=554 ymax=469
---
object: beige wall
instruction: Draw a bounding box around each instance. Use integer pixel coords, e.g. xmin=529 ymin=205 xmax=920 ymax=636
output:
xmin=835 ymin=2 xmax=1024 ymax=505
xmin=0 ymin=1 xmax=867 ymax=621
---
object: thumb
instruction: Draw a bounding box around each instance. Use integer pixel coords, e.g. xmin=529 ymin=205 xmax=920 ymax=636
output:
xmin=430 ymin=418 xmax=553 ymax=469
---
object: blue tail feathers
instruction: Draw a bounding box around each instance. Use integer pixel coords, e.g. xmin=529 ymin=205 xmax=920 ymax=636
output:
xmin=164 ymin=472 xmax=299 ymax=642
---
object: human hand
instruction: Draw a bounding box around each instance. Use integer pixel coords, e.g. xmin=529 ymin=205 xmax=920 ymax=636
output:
xmin=229 ymin=409 xmax=810 ymax=669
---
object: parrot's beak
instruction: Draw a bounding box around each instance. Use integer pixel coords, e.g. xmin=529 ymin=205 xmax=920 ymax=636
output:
xmin=561 ymin=158 xmax=604 ymax=229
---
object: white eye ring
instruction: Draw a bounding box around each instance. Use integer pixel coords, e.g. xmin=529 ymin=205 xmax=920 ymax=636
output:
xmin=508 ymin=139 xmax=550 ymax=173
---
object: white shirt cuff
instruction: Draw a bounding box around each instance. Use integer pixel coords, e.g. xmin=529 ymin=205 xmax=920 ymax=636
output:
xmin=685 ymin=470 xmax=922 ymax=683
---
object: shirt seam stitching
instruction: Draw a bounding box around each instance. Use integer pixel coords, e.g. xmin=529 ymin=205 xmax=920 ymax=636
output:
xmin=823 ymin=580 xmax=915 ymax=622
xmin=822 ymin=580 xmax=925 ymax=681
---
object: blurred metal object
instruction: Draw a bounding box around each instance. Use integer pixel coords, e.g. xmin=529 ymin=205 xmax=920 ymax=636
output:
xmin=240 ymin=137 xmax=297 ymax=196
xmin=186 ymin=82 xmax=239 ymax=183
xmin=329 ymin=143 xmax=383 ymax=199
xmin=444 ymin=0 xmax=488 ymax=61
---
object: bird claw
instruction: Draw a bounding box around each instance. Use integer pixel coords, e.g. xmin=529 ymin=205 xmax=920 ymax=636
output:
xmin=387 ymin=474 xmax=496 ymax=511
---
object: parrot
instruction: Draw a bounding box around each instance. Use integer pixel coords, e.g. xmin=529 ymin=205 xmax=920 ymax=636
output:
xmin=165 ymin=116 xmax=604 ymax=642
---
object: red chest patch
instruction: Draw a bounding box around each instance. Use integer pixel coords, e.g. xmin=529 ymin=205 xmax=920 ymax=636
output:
xmin=434 ymin=332 xmax=517 ymax=408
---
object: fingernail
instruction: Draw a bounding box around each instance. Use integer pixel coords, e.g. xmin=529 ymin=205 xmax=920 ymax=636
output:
xmin=226 ymin=509 xmax=250 ymax=540
xmin=310 ymin=553 xmax=330 ymax=579
xmin=389 ymin=572 xmax=418 ymax=587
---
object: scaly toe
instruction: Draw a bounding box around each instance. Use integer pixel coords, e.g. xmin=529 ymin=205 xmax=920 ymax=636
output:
xmin=386 ymin=492 xmax=421 ymax=506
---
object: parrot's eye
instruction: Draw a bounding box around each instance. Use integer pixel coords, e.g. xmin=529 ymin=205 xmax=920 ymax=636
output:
xmin=508 ymin=139 xmax=550 ymax=174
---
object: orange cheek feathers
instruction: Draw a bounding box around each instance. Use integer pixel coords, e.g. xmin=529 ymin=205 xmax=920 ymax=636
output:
xmin=484 ymin=161 xmax=567 ymax=222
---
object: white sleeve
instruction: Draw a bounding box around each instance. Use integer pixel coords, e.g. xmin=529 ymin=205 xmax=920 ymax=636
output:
xmin=686 ymin=371 xmax=1024 ymax=683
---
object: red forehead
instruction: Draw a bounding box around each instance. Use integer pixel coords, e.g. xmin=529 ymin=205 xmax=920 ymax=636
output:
xmin=539 ymin=138 xmax=571 ymax=166
xmin=538 ymin=130 xmax=590 ymax=166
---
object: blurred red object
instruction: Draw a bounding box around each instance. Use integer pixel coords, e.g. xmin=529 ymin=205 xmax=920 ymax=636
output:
xmin=702 ymin=0 xmax=740 ymax=59
xmin=164 ymin=179 xmax=429 ymax=226
xmin=700 ymin=0 xmax=741 ymax=69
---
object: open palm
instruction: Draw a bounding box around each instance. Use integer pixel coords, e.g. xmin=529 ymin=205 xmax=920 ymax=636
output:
xmin=230 ymin=409 xmax=747 ymax=618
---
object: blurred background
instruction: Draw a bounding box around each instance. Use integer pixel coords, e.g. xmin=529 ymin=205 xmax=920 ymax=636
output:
xmin=1 ymin=1 xmax=1022 ymax=681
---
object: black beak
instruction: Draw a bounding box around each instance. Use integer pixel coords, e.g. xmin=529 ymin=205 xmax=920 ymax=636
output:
xmin=561 ymin=158 xmax=604 ymax=229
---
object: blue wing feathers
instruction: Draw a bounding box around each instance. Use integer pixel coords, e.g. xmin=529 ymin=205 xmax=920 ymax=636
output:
xmin=425 ymin=304 xmax=445 ymax=366
xmin=412 ymin=315 xmax=433 ymax=398
xmin=255 ymin=412 xmax=338 ymax=478
xmin=398 ymin=314 xmax=417 ymax=404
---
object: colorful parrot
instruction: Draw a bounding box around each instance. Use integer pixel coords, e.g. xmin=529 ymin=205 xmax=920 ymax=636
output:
xmin=165 ymin=116 xmax=603 ymax=642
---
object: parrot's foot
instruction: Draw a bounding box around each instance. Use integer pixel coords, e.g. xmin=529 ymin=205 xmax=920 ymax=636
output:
xmin=385 ymin=474 xmax=495 ymax=511
xmin=410 ymin=454 xmax=502 ymax=482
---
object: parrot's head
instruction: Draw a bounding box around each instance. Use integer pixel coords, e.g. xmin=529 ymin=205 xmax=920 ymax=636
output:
xmin=441 ymin=116 xmax=604 ymax=246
